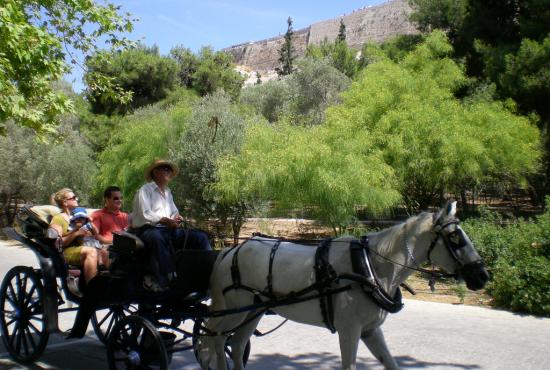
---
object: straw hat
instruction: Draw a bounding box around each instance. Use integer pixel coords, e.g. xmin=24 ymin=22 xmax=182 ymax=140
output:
xmin=145 ymin=159 xmax=179 ymax=181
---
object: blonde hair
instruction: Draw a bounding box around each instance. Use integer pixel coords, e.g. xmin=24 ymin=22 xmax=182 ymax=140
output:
xmin=52 ymin=188 xmax=74 ymax=207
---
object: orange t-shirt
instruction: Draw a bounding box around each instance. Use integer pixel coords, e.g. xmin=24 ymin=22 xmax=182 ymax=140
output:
xmin=91 ymin=208 xmax=129 ymax=243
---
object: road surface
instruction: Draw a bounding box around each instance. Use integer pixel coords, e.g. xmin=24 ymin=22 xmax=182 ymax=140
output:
xmin=1 ymin=239 xmax=549 ymax=369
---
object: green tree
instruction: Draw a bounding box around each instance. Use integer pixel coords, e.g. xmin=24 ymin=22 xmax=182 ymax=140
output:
xmin=328 ymin=31 xmax=542 ymax=211
xmin=0 ymin=0 xmax=134 ymax=135
xmin=0 ymin=120 xmax=97 ymax=226
xmin=240 ymin=58 xmax=350 ymax=125
xmin=170 ymin=46 xmax=199 ymax=88
xmin=379 ymin=34 xmax=426 ymax=62
xmin=276 ymin=17 xmax=295 ymax=76
xmin=306 ymin=39 xmax=358 ymax=78
xmin=337 ymin=18 xmax=346 ymax=42
xmin=216 ymin=32 xmax=542 ymax=229
xmin=240 ymin=79 xmax=290 ymax=123
xmin=409 ymin=0 xmax=550 ymax=202
xmin=213 ymin=118 xmax=401 ymax=233
xmin=286 ymin=58 xmax=351 ymax=125
xmin=191 ymin=47 xmax=244 ymax=99
xmin=171 ymin=91 xmax=254 ymax=240
xmin=95 ymin=90 xmax=197 ymax=202
xmin=85 ymin=44 xmax=179 ymax=115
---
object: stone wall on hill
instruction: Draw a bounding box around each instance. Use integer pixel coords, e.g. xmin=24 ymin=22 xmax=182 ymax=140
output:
xmin=223 ymin=0 xmax=418 ymax=72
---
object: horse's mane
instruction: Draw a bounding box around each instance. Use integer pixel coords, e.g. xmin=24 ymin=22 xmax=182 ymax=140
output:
xmin=368 ymin=212 xmax=433 ymax=257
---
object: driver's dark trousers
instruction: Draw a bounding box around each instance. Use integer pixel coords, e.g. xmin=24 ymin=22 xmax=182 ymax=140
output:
xmin=137 ymin=226 xmax=211 ymax=288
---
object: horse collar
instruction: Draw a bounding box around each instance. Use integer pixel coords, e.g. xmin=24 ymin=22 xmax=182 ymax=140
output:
xmin=351 ymin=238 xmax=404 ymax=314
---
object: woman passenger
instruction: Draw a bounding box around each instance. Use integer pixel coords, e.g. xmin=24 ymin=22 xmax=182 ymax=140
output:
xmin=48 ymin=188 xmax=106 ymax=284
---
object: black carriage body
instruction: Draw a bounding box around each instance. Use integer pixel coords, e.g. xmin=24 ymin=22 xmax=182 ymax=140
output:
xmin=4 ymin=206 xmax=220 ymax=325
xmin=1 ymin=205 xmax=225 ymax=366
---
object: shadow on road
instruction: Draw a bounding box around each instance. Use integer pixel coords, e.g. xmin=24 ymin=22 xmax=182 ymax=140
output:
xmin=245 ymin=352 xmax=482 ymax=369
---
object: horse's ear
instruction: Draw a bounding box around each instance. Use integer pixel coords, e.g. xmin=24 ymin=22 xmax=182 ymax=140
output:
xmin=446 ymin=201 xmax=457 ymax=218
xmin=434 ymin=200 xmax=457 ymax=224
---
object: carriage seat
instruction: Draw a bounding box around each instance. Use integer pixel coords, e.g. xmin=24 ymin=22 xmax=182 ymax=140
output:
xmin=19 ymin=205 xmax=61 ymax=239
xmin=19 ymin=204 xmax=98 ymax=239
xmin=19 ymin=204 xmax=98 ymax=272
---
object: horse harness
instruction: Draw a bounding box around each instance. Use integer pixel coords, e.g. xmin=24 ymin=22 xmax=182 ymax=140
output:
xmin=221 ymin=236 xmax=403 ymax=334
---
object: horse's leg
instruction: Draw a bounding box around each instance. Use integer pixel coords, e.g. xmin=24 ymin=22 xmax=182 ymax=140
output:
xmin=361 ymin=327 xmax=400 ymax=370
xmin=227 ymin=311 xmax=264 ymax=370
xmin=204 ymin=312 xmax=250 ymax=370
xmin=338 ymin=324 xmax=362 ymax=370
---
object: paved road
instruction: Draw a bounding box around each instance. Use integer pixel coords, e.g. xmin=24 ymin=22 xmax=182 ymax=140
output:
xmin=1 ymin=239 xmax=549 ymax=370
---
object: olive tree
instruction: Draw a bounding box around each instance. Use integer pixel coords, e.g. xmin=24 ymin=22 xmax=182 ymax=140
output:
xmin=240 ymin=58 xmax=350 ymax=126
xmin=170 ymin=91 xmax=255 ymax=240
xmin=0 ymin=120 xmax=97 ymax=226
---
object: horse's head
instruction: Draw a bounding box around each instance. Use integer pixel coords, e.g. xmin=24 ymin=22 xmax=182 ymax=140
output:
xmin=428 ymin=201 xmax=489 ymax=290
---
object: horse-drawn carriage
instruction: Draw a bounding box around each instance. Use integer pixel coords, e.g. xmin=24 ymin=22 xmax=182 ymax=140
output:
xmin=0 ymin=204 xmax=250 ymax=369
xmin=1 ymin=201 xmax=489 ymax=370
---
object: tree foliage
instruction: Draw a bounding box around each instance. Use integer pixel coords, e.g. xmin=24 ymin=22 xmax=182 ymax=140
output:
xmin=216 ymin=32 xmax=541 ymax=229
xmin=94 ymin=90 xmax=197 ymax=203
xmin=0 ymin=120 xmax=97 ymax=226
xmin=276 ymin=17 xmax=295 ymax=76
xmin=306 ymin=39 xmax=359 ymax=78
xmin=409 ymin=0 xmax=550 ymax=200
xmin=241 ymin=58 xmax=350 ymax=125
xmin=213 ymin=118 xmax=401 ymax=233
xmin=169 ymin=46 xmax=243 ymax=100
xmin=286 ymin=58 xmax=351 ymax=125
xmin=328 ymin=31 xmax=541 ymax=211
xmin=190 ymin=47 xmax=244 ymax=100
xmin=85 ymin=44 xmax=179 ymax=115
xmin=0 ymin=0 xmax=134 ymax=135
xmin=170 ymin=46 xmax=199 ymax=88
xmin=337 ymin=19 xmax=347 ymax=42
xmin=170 ymin=91 xmax=254 ymax=238
xmin=239 ymin=79 xmax=289 ymax=123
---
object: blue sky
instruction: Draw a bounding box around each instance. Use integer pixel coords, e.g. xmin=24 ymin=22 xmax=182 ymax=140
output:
xmin=68 ymin=0 xmax=386 ymax=90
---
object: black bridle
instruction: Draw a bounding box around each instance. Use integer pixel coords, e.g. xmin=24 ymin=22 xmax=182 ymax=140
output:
xmin=427 ymin=218 xmax=469 ymax=267
xmin=365 ymin=217 xmax=476 ymax=282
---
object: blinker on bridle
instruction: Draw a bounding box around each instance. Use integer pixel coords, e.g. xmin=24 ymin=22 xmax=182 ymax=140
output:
xmin=427 ymin=217 xmax=468 ymax=267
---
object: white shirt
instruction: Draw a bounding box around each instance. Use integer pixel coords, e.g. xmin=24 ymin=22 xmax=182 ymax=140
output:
xmin=131 ymin=182 xmax=179 ymax=228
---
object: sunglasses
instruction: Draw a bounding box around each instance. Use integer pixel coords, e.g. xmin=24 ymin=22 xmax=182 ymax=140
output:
xmin=66 ymin=195 xmax=78 ymax=201
xmin=112 ymin=197 xmax=122 ymax=201
xmin=156 ymin=165 xmax=173 ymax=172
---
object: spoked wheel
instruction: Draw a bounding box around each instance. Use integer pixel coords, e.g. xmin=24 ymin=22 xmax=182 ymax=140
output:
xmin=0 ymin=266 xmax=49 ymax=363
xmin=92 ymin=304 xmax=139 ymax=344
xmin=193 ymin=318 xmax=251 ymax=370
xmin=107 ymin=315 xmax=168 ymax=370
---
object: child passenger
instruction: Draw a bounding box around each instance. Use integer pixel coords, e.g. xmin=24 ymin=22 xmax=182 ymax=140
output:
xmin=69 ymin=207 xmax=105 ymax=266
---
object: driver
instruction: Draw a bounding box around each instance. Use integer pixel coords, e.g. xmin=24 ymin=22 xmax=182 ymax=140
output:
xmin=131 ymin=159 xmax=212 ymax=292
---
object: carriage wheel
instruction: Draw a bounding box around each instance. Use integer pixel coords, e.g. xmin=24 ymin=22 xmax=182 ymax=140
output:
xmin=192 ymin=318 xmax=251 ymax=369
xmin=107 ymin=315 xmax=168 ymax=370
xmin=0 ymin=266 xmax=49 ymax=363
xmin=91 ymin=303 xmax=139 ymax=344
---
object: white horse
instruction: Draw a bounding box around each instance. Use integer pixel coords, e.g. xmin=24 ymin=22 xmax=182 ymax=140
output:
xmin=200 ymin=202 xmax=489 ymax=370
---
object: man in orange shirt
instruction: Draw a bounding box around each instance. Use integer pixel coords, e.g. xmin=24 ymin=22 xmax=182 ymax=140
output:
xmin=92 ymin=186 xmax=129 ymax=245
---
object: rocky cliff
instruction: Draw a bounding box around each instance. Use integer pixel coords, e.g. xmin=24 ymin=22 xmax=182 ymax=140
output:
xmin=223 ymin=0 xmax=418 ymax=72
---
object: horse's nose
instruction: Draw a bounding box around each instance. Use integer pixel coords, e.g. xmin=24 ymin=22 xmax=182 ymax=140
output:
xmin=462 ymin=262 xmax=490 ymax=291
xmin=468 ymin=267 xmax=490 ymax=290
